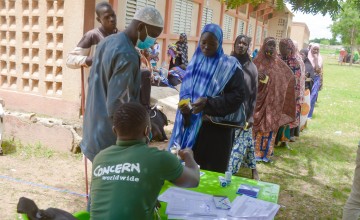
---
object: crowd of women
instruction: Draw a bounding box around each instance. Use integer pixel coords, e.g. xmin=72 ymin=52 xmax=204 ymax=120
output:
xmin=166 ymin=24 xmax=324 ymax=180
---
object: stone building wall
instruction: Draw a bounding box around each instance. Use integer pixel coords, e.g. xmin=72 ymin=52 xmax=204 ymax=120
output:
xmin=0 ymin=0 xmax=84 ymax=121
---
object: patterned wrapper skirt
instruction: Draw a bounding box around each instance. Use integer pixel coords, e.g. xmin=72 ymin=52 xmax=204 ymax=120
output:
xmin=300 ymin=89 xmax=311 ymax=130
xmin=253 ymin=131 xmax=277 ymax=162
xmin=228 ymin=128 xmax=256 ymax=174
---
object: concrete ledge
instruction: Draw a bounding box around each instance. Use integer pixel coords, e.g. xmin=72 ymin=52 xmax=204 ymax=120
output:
xmin=3 ymin=111 xmax=82 ymax=153
xmin=0 ymin=86 xmax=179 ymax=153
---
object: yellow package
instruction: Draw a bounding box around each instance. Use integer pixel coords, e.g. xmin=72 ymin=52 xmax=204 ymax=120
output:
xmin=178 ymin=98 xmax=190 ymax=107
xmin=260 ymin=75 xmax=269 ymax=84
xmin=243 ymin=122 xmax=249 ymax=131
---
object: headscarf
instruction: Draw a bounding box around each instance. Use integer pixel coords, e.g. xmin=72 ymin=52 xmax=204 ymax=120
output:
xmin=279 ymin=38 xmax=303 ymax=127
xmin=300 ymin=49 xmax=315 ymax=79
xmin=308 ymin=43 xmax=323 ymax=69
xmin=253 ymin=37 xmax=296 ymax=133
xmin=176 ymin=33 xmax=189 ymax=65
xmin=231 ymin=34 xmax=251 ymax=65
xmin=293 ymin=40 xmax=306 ymax=103
xmin=169 ymin=24 xmax=240 ymax=149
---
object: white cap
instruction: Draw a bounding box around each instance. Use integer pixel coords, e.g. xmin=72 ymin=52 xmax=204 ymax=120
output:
xmin=133 ymin=6 xmax=164 ymax=28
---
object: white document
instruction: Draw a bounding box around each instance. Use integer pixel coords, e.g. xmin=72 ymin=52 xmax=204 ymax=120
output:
xmin=159 ymin=188 xmax=280 ymax=220
xmin=228 ymin=195 xmax=280 ymax=220
xmin=159 ymin=187 xmax=228 ymax=219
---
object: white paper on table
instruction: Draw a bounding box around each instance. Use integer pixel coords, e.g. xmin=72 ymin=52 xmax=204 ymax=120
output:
xmin=158 ymin=187 xmax=213 ymax=203
xmin=159 ymin=187 xmax=229 ymax=218
xmin=227 ymin=195 xmax=280 ymax=220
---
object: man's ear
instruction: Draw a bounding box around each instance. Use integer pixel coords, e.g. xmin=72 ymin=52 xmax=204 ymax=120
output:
xmin=144 ymin=125 xmax=150 ymax=137
xmin=137 ymin=22 xmax=145 ymax=32
xmin=96 ymin=16 xmax=101 ymax=24
xmin=112 ymin=126 xmax=117 ymax=136
xmin=137 ymin=23 xmax=146 ymax=40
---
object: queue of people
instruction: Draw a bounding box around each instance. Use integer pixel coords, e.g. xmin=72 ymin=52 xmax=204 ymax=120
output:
xmin=65 ymin=2 xmax=327 ymax=219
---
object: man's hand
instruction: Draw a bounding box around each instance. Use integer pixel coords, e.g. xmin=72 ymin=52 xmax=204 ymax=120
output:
xmin=171 ymin=147 xmax=200 ymax=188
xmin=85 ymin=56 xmax=93 ymax=67
xmin=192 ymin=97 xmax=207 ymax=114
xmin=179 ymin=104 xmax=191 ymax=114
xmin=247 ymin=121 xmax=253 ymax=129
xmin=178 ymin=148 xmax=194 ymax=161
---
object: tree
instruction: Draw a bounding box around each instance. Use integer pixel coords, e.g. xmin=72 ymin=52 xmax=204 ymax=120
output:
xmin=309 ymin=38 xmax=340 ymax=46
xmin=330 ymin=0 xmax=360 ymax=65
xmin=224 ymin=0 xmax=360 ymax=18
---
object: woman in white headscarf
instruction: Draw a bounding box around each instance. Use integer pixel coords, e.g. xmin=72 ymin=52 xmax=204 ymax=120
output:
xmin=307 ymin=43 xmax=323 ymax=118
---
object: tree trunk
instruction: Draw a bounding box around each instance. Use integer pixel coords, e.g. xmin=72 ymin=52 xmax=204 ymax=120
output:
xmin=350 ymin=26 xmax=355 ymax=66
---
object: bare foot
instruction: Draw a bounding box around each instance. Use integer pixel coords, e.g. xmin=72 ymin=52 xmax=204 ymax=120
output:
xmin=252 ymin=169 xmax=260 ymax=180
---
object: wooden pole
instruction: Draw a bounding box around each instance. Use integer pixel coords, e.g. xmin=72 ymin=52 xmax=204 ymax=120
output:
xmin=82 ymin=0 xmax=95 ymax=201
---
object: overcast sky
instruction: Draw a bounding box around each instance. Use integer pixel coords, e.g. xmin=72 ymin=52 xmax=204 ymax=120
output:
xmin=287 ymin=4 xmax=334 ymax=40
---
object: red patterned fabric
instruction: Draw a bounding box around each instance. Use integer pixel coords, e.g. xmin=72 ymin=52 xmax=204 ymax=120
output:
xmin=252 ymin=37 xmax=296 ymax=134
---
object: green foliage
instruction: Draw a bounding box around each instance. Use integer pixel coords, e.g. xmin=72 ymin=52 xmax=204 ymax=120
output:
xmin=223 ymin=0 xmax=360 ymax=18
xmin=320 ymin=39 xmax=330 ymax=45
xmin=329 ymin=36 xmax=341 ymax=45
xmin=286 ymin=0 xmax=341 ymax=17
xmin=330 ymin=0 xmax=360 ymax=46
xmin=310 ymin=38 xmax=340 ymax=46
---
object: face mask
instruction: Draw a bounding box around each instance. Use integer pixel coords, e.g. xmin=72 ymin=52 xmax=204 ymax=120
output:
xmin=136 ymin=26 xmax=156 ymax=49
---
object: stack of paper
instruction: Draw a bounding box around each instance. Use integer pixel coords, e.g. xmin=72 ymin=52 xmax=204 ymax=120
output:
xmin=159 ymin=187 xmax=280 ymax=220
xmin=158 ymin=187 xmax=229 ymax=219
xmin=228 ymin=195 xmax=280 ymax=220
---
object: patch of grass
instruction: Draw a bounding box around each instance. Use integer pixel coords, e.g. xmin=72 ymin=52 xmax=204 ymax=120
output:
xmin=235 ymin=56 xmax=360 ymax=218
xmin=2 ymin=139 xmax=54 ymax=159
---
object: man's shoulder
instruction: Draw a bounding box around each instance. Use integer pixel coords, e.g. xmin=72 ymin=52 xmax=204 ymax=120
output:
xmin=100 ymin=33 xmax=137 ymax=56
xmin=85 ymin=28 xmax=102 ymax=37
xmin=78 ymin=28 xmax=103 ymax=48
xmin=93 ymin=144 xmax=124 ymax=161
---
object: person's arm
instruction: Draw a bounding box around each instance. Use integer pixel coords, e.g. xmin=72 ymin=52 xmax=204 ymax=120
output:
xmin=247 ymin=66 xmax=258 ymax=126
xmin=202 ymin=68 xmax=245 ymax=117
xmin=66 ymin=32 xmax=94 ymax=69
xmin=171 ymin=148 xmax=200 ymax=188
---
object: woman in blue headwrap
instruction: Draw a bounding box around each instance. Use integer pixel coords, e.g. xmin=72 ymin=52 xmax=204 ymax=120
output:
xmin=169 ymin=24 xmax=245 ymax=173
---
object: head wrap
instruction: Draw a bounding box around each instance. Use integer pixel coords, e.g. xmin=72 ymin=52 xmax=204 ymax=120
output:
xmin=300 ymin=48 xmax=309 ymax=57
xmin=168 ymin=24 xmax=240 ymax=149
xmin=232 ymin=34 xmax=251 ymax=64
xmin=300 ymin=48 xmax=315 ymax=79
xmin=261 ymin=37 xmax=277 ymax=60
xmin=279 ymin=38 xmax=296 ymax=57
xmin=133 ymin=6 xmax=164 ymax=28
xmin=252 ymin=37 xmax=296 ymax=133
xmin=279 ymin=38 xmax=303 ymax=129
xmin=177 ymin=33 xmax=188 ymax=65
xmin=308 ymin=43 xmax=323 ymax=68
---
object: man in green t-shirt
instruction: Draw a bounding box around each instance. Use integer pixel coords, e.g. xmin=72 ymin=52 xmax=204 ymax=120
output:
xmin=90 ymin=102 xmax=200 ymax=219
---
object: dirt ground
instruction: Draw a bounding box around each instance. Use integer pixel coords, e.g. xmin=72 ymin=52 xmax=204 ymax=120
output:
xmin=0 ymin=140 xmax=169 ymax=220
